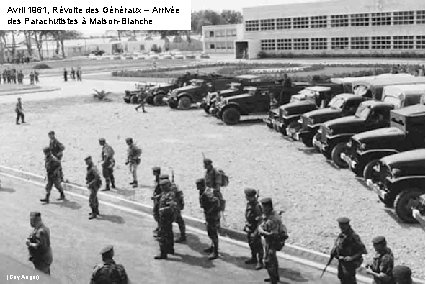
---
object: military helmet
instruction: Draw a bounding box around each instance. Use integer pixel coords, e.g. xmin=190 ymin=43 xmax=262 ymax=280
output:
xmin=48 ymin=130 xmax=55 ymax=135
xmin=203 ymin=158 xmax=213 ymax=165
xmin=125 ymin=137 xmax=133 ymax=143
xmin=100 ymin=245 xmax=114 ymax=255
xmin=260 ymin=197 xmax=272 ymax=205
xmin=244 ymin=187 xmax=257 ymax=197
xmin=99 ymin=138 xmax=106 ymax=143
xmin=159 ymin=174 xmax=169 ymax=180
xmin=84 ymin=155 xmax=92 ymax=161
xmin=372 ymin=236 xmax=386 ymax=245
xmin=152 ymin=167 xmax=161 ymax=174
xmin=337 ymin=217 xmax=350 ymax=225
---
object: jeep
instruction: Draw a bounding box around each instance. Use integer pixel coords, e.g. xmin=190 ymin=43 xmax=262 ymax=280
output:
xmin=167 ymin=77 xmax=234 ymax=110
xmin=293 ymin=94 xmax=363 ymax=147
xmin=343 ymin=103 xmax=425 ymax=178
xmin=123 ymin=83 xmax=156 ymax=104
xmin=367 ymin=149 xmax=425 ymax=223
xmin=315 ymin=101 xmax=395 ymax=167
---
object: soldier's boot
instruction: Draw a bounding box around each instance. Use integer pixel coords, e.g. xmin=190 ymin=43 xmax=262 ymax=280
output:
xmin=110 ymin=176 xmax=116 ymax=189
xmin=256 ymin=252 xmax=264 ymax=270
xmin=154 ymin=251 xmax=167 ymax=259
xmin=40 ymin=193 xmax=50 ymax=203
xmin=101 ymin=181 xmax=111 ymax=191
xmin=89 ymin=208 xmax=97 ymax=220
xmin=208 ymin=242 xmax=219 ymax=260
xmin=57 ymin=192 xmax=66 ymax=201
xmin=203 ymin=246 xmax=213 ymax=253
xmin=245 ymin=252 xmax=258 ymax=264
xmin=132 ymin=181 xmax=138 ymax=188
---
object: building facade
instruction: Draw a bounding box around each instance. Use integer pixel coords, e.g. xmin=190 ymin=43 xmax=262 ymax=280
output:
xmin=202 ymin=24 xmax=243 ymax=54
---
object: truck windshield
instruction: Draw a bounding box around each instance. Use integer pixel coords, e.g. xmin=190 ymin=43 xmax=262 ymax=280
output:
xmin=382 ymin=96 xmax=402 ymax=109
xmin=329 ymin=97 xmax=345 ymax=110
xmin=355 ymin=104 xmax=371 ymax=119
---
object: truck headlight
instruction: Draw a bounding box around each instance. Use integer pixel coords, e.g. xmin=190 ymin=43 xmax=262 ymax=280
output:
xmin=392 ymin=168 xmax=401 ymax=177
xmin=327 ymin=127 xmax=334 ymax=135
xmin=308 ymin=118 xmax=314 ymax=125
xmin=347 ymin=140 xmax=352 ymax=148
xmin=359 ymin=143 xmax=366 ymax=150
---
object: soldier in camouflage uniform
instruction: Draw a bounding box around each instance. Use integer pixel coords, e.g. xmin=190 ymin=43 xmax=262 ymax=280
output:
xmin=26 ymin=212 xmax=53 ymax=274
xmin=48 ymin=131 xmax=65 ymax=182
xmin=330 ymin=217 xmax=367 ymax=284
xmin=203 ymin=159 xmax=225 ymax=211
xmin=258 ymin=197 xmax=281 ymax=284
xmin=171 ymin=177 xmax=186 ymax=243
xmin=85 ymin=156 xmax=102 ymax=220
xmin=197 ymin=178 xmax=221 ymax=260
xmin=125 ymin=138 xmax=141 ymax=188
xmin=151 ymin=167 xmax=162 ymax=236
xmin=154 ymin=179 xmax=176 ymax=259
xmin=244 ymin=188 xmax=264 ymax=270
xmin=90 ymin=245 xmax=128 ymax=284
xmin=365 ymin=236 xmax=395 ymax=284
xmin=40 ymin=147 xmax=65 ymax=203
xmin=99 ymin=138 xmax=116 ymax=191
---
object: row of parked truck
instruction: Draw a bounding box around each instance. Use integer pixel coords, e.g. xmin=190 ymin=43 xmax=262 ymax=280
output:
xmin=123 ymin=71 xmax=425 ymax=226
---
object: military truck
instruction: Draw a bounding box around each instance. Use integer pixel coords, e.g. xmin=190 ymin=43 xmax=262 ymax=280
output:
xmin=343 ymin=104 xmax=425 ymax=178
xmin=123 ymin=83 xmax=156 ymax=104
xmin=293 ymin=94 xmax=364 ymax=146
xmin=167 ymin=78 xmax=234 ymax=109
xmin=315 ymin=101 xmax=395 ymax=167
xmin=367 ymin=149 xmax=425 ymax=223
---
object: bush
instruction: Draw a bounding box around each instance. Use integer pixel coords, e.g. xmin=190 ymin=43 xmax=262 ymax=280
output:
xmin=33 ymin=63 xmax=50 ymax=69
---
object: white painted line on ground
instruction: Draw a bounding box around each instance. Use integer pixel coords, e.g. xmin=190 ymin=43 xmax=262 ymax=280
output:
xmin=0 ymin=171 xmax=376 ymax=284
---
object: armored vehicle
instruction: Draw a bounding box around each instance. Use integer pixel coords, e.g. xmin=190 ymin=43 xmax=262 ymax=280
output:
xmin=367 ymin=149 xmax=425 ymax=223
xmin=343 ymin=104 xmax=425 ymax=178
xmin=123 ymin=83 xmax=156 ymax=104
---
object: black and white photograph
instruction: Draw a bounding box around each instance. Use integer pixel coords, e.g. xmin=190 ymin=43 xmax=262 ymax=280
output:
xmin=0 ymin=0 xmax=424 ymax=283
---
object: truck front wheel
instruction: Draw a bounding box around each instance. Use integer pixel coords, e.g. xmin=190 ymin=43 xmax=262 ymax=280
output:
xmin=222 ymin=108 xmax=241 ymax=125
xmin=394 ymin=190 xmax=423 ymax=223
xmin=331 ymin=142 xmax=349 ymax=168
xmin=178 ymin=96 xmax=191 ymax=110
xmin=363 ymin=159 xmax=380 ymax=181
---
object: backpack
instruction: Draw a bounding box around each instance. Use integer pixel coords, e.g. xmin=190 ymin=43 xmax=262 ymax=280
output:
xmin=275 ymin=219 xmax=289 ymax=251
xmin=215 ymin=169 xmax=229 ymax=187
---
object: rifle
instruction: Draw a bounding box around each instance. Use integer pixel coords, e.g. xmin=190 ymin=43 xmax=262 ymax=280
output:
xmin=320 ymin=254 xmax=334 ymax=278
xmin=169 ymin=167 xmax=175 ymax=183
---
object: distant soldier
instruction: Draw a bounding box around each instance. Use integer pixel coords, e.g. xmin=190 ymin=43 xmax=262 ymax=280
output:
xmin=125 ymin=138 xmax=141 ymax=188
xmin=34 ymin=70 xmax=39 ymax=83
xmin=29 ymin=71 xmax=35 ymax=85
xmin=12 ymin=69 xmax=17 ymax=84
xmin=203 ymin=158 xmax=225 ymax=212
xmin=90 ymin=245 xmax=128 ymax=284
xmin=154 ymin=179 xmax=176 ymax=259
xmin=330 ymin=217 xmax=367 ymax=284
xmin=63 ymin=68 xmax=68 ymax=82
xmin=99 ymin=138 xmax=116 ymax=191
xmin=197 ymin=178 xmax=221 ymax=260
xmin=85 ymin=156 xmax=102 ymax=220
xmin=70 ymin=67 xmax=76 ymax=80
xmin=393 ymin=266 xmax=412 ymax=284
xmin=151 ymin=167 xmax=162 ymax=236
xmin=365 ymin=236 xmax=395 ymax=284
xmin=26 ymin=212 xmax=53 ymax=274
xmin=40 ymin=147 xmax=66 ymax=203
xmin=15 ymin=97 xmax=25 ymax=125
xmin=76 ymin=67 xmax=82 ymax=81
xmin=258 ymin=197 xmax=282 ymax=284
xmin=171 ymin=175 xmax=186 ymax=243
xmin=48 ymin=131 xmax=65 ymax=181
xmin=2 ymin=69 xmax=6 ymax=84
xmin=17 ymin=70 xmax=24 ymax=84
xmin=244 ymin=188 xmax=264 ymax=270
xmin=134 ymin=90 xmax=148 ymax=113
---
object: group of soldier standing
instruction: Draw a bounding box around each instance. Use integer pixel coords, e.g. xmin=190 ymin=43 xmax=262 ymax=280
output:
xmin=1 ymin=68 xmax=39 ymax=85
xmin=63 ymin=67 xmax=82 ymax=82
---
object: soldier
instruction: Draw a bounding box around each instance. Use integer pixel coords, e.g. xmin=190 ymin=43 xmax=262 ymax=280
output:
xmin=393 ymin=266 xmax=412 ymax=284
xmin=26 ymin=212 xmax=53 ymax=274
xmin=330 ymin=217 xmax=367 ymax=284
xmin=85 ymin=156 xmax=102 ymax=220
xmin=365 ymin=236 xmax=395 ymax=284
xmin=40 ymin=147 xmax=65 ymax=203
xmin=48 ymin=131 xmax=65 ymax=181
xmin=99 ymin=138 xmax=116 ymax=191
xmin=153 ymin=173 xmax=171 ymax=238
xmin=155 ymin=179 xmax=176 ymax=260
xmin=197 ymin=178 xmax=221 ymax=260
xmin=70 ymin=67 xmax=76 ymax=80
xmin=258 ymin=197 xmax=281 ymax=284
xmin=244 ymin=188 xmax=264 ymax=270
xmin=125 ymin=138 xmax=141 ymax=188
xmin=34 ymin=70 xmax=39 ymax=84
xmin=171 ymin=176 xmax=186 ymax=243
xmin=63 ymin=68 xmax=68 ymax=82
xmin=29 ymin=71 xmax=35 ymax=85
xmin=151 ymin=167 xmax=162 ymax=236
xmin=17 ymin=70 xmax=24 ymax=84
xmin=15 ymin=97 xmax=25 ymax=125
xmin=76 ymin=67 xmax=82 ymax=81
xmin=90 ymin=245 xmax=128 ymax=284
xmin=203 ymin=159 xmax=225 ymax=211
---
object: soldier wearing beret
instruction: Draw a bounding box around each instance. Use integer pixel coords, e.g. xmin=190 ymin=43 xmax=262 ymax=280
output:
xmin=15 ymin=97 xmax=25 ymax=124
xmin=48 ymin=131 xmax=65 ymax=182
xmin=85 ymin=156 xmax=102 ymax=220
xmin=258 ymin=197 xmax=282 ymax=284
xmin=393 ymin=266 xmax=412 ymax=284
xmin=99 ymin=138 xmax=116 ymax=191
xmin=244 ymin=188 xmax=264 ymax=270
xmin=40 ymin=147 xmax=66 ymax=203
xmin=197 ymin=178 xmax=221 ymax=260
xmin=330 ymin=217 xmax=367 ymax=284
xmin=365 ymin=236 xmax=395 ymax=284
xmin=90 ymin=245 xmax=128 ymax=284
xmin=125 ymin=138 xmax=141 ymax=188
xmin=155 ymin=179 xmax=176 ymax=259
xmin=26 ymin=212 xmax=53 ymax=274
xmin=151 ymin=167 xmax=162 ymax=236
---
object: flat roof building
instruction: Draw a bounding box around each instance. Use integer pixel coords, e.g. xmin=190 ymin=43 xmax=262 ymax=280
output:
xmin=202 ymin=24 xmax=243 ymax=54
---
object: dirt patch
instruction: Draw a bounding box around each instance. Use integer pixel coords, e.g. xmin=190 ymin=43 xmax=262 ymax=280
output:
xmin=0 ymin=94 xmax=423 ymax=278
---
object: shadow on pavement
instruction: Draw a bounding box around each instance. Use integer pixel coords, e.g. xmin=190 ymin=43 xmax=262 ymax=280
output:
xmin=114 ymin=188 xmax=136 ymax=197
xmin=97 ymin=214 xmax=125 ymax=224
xmin=297 ymin=147 xmax=320 ymax=156
xmin=0 ymin=186 xmax=15 ymax=193
xmin=384 ymin=210 xmax=422 ymax=229
xmin=49 ymin=200 xmax=82 ymax=210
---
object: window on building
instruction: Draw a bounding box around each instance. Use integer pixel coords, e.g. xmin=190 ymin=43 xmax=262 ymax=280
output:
xmin=209 ymin=44 xmax=215 ymax=50
xmin=207 ymin=31 xmax=214 ymax=38
xmin=416 ymin=36 xmax=425 ymax=49
xmin=331 ymin=37 xmax=349 ymax=49
xmin=331 ymin=15 xmax=349 ymax=27
xmin=372 ymin=13 xmax=392 ymax=26
xmin=372 ymin=36 xmax=391 ymax=49
xmin=226 ymin=29 xmax=233 ymax=37
xmin=351 ymin=13 xmax=369 ymax=26
xmin=393 ymin=36 xmax=414 ymax=49
xmin=293 ymin=17 xmax=309 ymax=29
xmin=216 ymin=30 xmax=225 ymax=37
xmin=416 ymin=10 xmax=425 ymax=24
xmin=311 ymin=16 xmax=327 ymax=28
xmin=261 ymin=19 xmax=276 ymax=30
xmin=293 ymin=38 xmax=309 ymax=50
xmin=261 ymin=39 xmax=276 ymax=51
xmin=351 ymin=37 xmax=369 ymax=49
xmin=277 ymin=18 xmax=291 ymax=29
xmin=277 ymin=39 xmax=292 ymax=50
xmin=393 ymin=11 xmax=415 ymax=25
xmin=311 ymin=38 xmax=327 ymax=49
xmin=245 ymin=20 xmax=259 ymax=31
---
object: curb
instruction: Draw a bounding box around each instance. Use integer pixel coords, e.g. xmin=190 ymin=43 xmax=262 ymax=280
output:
xmin=0 ymin=165 xmax=424 ymax=284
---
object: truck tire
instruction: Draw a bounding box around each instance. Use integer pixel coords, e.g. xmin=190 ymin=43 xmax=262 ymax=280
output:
xmin=363 ymin=159 xmax=380 ymax=181
xmin=394 ymin=190 xmax=423 ymax=223
xmin=154 ymin=93 xmax=165 ymax=106
xmin=146 ymin=96 xmax=154 ymax=105
xmin=178 ymin=96 xmax=191 ymax=109
xmin=301 ymin=134 xmax=314 ymax=147
xmin=222 ymin=108 xmax=240 ymax=125
xmin=331 ymin=142 xmax=349 ymax=168
xmin=169 ymin=100 xmax=178 ymax=109
xmin=130 ymin=95 xmax=138 ymax=104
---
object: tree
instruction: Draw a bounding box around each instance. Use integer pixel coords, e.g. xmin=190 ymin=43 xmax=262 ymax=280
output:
xmin=220 ymin=10 xmax=243 ymax=24
xmin=48 ymin=30 xmax=81 ymax=58
xmin=33 ymin=30 xmax=49 ymax=61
